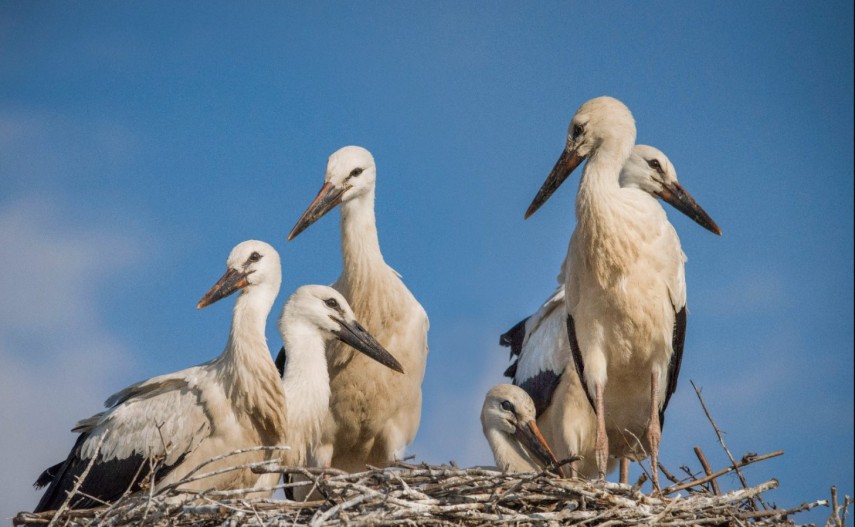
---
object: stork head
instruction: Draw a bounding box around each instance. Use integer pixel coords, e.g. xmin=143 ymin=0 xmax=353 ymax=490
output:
xmin=481 ymin=384 xmax=563 ymax=475
xmin=622 ymin=145 xmax=722 ymax=235
xmin=197 ymin=240 xmax=282 ymax=309
xmin=525 ymin=96 xmax=637 ymax=218
xmin=288 ymin=146 xmax=377 ymax=240
xmin=279 ymin=285 xmax=404 ymax=373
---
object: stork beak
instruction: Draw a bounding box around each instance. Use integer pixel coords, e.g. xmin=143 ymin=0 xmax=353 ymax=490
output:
xmin=197 ymin=268 xmax=251 ymax=309
xmin=515 ymin=419 xmax=565 ymax=477
xmin=656 ymin=181 xmax=722 ymax=236
xmin=525 ymin=148 xmax=584 ymax=219
xmin=331 ymin=317 xmax=405 ymax=374
xmin=288 ymin=182 xmax=346 ymax=241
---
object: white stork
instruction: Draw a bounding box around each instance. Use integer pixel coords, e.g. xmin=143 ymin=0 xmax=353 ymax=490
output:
xmin=500 ymin=286 xmax=602 ymax=479
xmin=503 ymin=144 xmax=722 ymax=481
xmin=34 ymin=240 xmax=288 ymax=512
xmin=481 ymin=384 xmax=564 ymax=476
xmin=524 ymin=97 xmax=721 ymax=487
xmin=288 ymin=146 xmax=429 ymax=472
xmin=270 ymin=285 xmax=404 ymax=469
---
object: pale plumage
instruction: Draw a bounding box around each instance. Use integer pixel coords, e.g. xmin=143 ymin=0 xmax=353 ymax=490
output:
xmin=288 ymin=146 xmax=428 ymax=472
xmin=481 ymin=384 xmax=563 ymax=475
xmin=272 ymin=285 xmax=404 ymax=469
xmin=525 ymin=97 xmax=720 ymax=487
xmin=505 ymin=144 xmax=721 ymax=480
xmin=34 ymin=241 xmax=287 ymax=512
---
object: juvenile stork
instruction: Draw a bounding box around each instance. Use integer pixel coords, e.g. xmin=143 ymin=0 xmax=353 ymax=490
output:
xmin=503 ymin=144 xmax=722 ymax=481
xmin=500 ymin=286 xmax=602 ymax=479
xmin=524 ymin=97 xmax=721 ymax=487
xmin=271 ymin=285 xmax=404 ymax=469
xmin=288 ymin=146 xmax=428 ymax=472
xmin=34 ymin=240 xmax=288 ymax=512
xmin=481 ymin=384 xmax=564 ymax=476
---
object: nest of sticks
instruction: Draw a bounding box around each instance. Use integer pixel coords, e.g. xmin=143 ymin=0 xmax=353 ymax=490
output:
xmin=15 ymin=385 xmax=851 ymax=527
xmin=14 ymin=454 xmax=849 ymax=527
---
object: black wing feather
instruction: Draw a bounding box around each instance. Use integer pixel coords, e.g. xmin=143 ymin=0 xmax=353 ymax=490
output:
xmin=659 ymin=305 xmax=686 ymax=428
xmin=567 ymin=314 xmax=596 ymax=412
xmin=517 ymin=370 xmax=563 ymax=416
xmin=275 ymin=346 xmax=287 ymax=377
xmin=34 ymin=432 xmax=183 ymax=512
xmin=34 ymin=461 xmax=64 ymax=489
xmin=499 ymin=317 xmax=528 ymax=360
xmin=500 ymin=317 xmax=528 ymax=380
xmin=499 ymin=315 xmax=562 ymax=417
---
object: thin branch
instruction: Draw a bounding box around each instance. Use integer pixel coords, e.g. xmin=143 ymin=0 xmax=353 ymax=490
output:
xmin=693 ymin=446 xmax=720 ymax=495
xmin=691 ymin=380 xmax=766 ymax=510
xmin=738 ymin=498 xmax=828 ymax=520
xmin=662 ymin=450 xmax=783 ymax=495
xmin=46 ymin=430 xmax=108 ymax=527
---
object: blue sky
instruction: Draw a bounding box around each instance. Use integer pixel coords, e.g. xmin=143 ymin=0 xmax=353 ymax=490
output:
xmin=1 ymin=2 xmax=852 ymax=523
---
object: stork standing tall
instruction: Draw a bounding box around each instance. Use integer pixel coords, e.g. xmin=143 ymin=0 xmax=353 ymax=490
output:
xmin=288 ymin=146 xmax=429 ymax=472
xmin=524 ymin=97 xmax=721 ymax=487
xmin=34 ymin=240 xmax=288 ymax=512
xmin=503 ymin=144 xmax=722 ymax=481
xmin=481 ymin=384 xmax=564 ymax=476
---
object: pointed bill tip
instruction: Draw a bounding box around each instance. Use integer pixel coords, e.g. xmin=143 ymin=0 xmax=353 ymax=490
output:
xmin=523 ymin=204 xmax=537 ymax=220
xmin=197 ymin=268 xmax=248 ymax=309
xmin=289 ymin=181 xmax=344 ymax=242
xmin=710 ymin=221 xmax=723 ymax=236
xmin=525 ymin=148 xmax=583 ymax=219
xmin=517 ymin=419 xmax=565 ymax=477
xmin=333 ymin=318 xmax=405 ymax=374
xmin=656 ymin=181 xmax=722 ymax=237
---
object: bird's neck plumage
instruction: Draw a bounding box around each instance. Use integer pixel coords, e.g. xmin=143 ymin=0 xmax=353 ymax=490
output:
xmin=484 ymin=428 xmax=541 ymax=473
xmin=336 ymin=188 xmax=403 ymax=331
xmin=279 ymin=320 xmax=331 ymax=465
xmin=219 ymin=288 xmax=287 ymax=443
xmin=575 ymin=143 xmax=641 ymax=283
xmin=339 ymin=189 xmax=385 ymax=275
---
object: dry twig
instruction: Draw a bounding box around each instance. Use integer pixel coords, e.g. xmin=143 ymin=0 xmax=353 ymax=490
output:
xmin=17 ymin=456 xmax=830 ymax=527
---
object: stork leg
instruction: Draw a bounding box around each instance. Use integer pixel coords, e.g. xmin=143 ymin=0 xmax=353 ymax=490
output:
xmin=619 ymin=458 xmax=630 ymax=484
xmin=594 ymin=383 xmax=608 ymax=480
xmin=648 ymin=372 xmax=661 ymax=491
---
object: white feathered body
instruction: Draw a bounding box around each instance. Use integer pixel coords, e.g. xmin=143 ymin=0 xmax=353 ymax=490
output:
xmin=76 ymin=299 xmax=287 ymax=495
xmin=565 ymin=161 xmax=686 ymax=459
xmin=278 ymin=319 xmax=333 ymax=467
xmin=321 ymin=190 xmax=429 ymax=472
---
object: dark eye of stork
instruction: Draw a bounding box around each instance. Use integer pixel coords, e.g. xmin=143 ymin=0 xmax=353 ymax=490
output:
xmin=646 ymin=158 xmax=663 ymax=173
xmin=572 ymin=124 xmax=584 ymax=140
xmin=349 ymin=167 xmax=364 ymax=178
xmin=248 ymin=252 xmax=262 ymax=263
xmin=500 ymin=400 xmax=515 ymax=413
xmin=324 ymin=298 xmax=340 ymax=309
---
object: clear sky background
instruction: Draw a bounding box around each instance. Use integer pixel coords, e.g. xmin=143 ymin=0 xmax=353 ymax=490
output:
xmin=1 ymin=2 xmax=852 ymax=524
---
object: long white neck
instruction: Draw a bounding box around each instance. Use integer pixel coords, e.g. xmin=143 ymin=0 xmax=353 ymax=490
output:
xmin=279 ymin=319 xmax=332 ymax=465
xmin=576 ymin=143 xmax=631 ymax=217
xmin=219 ymin=284 xmax=287 ymax=442
xmin=334 ymin=187 xmax=404 ymax=369
xmin=339 ymin=188 xmax=385 ymax=279
xmin=484 ymin=428 xmax=541 ymax=473
xmin=574 ymin=141 xmax=641 ymax=282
